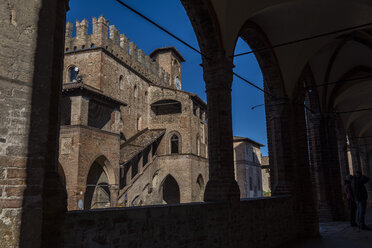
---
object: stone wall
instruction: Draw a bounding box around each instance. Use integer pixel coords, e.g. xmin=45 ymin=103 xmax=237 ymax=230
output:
xmin=63 ymin=196 xmax=299 ymax=248
xmin=119 ymin=154 xmax=208 ymax=206
xmin=0 ymin=0 xmax=68 ymax=246
xmin=59 ymin=125 xmax=120 ymax=210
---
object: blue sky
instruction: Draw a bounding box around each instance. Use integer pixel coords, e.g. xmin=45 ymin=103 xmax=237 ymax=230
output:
xmin=67 ymin=0 xmax=267 ymax=155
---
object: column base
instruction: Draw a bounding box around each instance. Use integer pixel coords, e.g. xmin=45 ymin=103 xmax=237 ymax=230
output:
xmin=204 ymin=179 xmax=240 ymax=202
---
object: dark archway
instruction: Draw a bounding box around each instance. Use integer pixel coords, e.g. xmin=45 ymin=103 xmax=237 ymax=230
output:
xmin=196 ymin=174 xmax=204 ymax=201
xmin=57 ymin=162 xmax=66 ymax=186
xmin=84 ymin=159 xmax=111 ymax=210
xmin=162 ymin=175 xmax=180 ymax=204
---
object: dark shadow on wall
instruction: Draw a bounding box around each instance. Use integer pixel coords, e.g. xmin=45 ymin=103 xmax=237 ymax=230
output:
xmin=19 ymin=0 xmax=69 ymax=247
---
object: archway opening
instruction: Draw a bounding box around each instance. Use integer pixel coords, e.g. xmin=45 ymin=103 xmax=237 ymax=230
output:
xmin=232 ymin=36 xmax=267 ymax=198
xmin=84 ymin=159 xmax=111 ymax=210
xmin=195 ymin=175 xmax=204 ymax=202
xmin=162 ymin=175 xmax=180 ymax=204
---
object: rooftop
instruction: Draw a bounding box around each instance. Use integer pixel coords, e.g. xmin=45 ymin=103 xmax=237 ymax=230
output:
xmin=233 ymin=136 xmax=264 ymax=147
xmin=149 ymin=46 xmax=186 ymax=62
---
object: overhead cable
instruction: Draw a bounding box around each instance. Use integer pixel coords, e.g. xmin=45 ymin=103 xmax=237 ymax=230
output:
xmin=233 ymin=21 xmax=372 ymax=57
xmin=115 ymin=0 xmax=269 ymax=97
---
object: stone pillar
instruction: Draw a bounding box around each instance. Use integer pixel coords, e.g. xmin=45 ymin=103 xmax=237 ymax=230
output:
xmin=266 ymin=98 xmax=295 ymax=195
xmin=307 ymin=113 xmax=345 ymax=221
xmin=265 ymin=97 xmax=318 ymax=237
xmin=70 ymin=96 xmax=89 ymax=126
xmin=0 ymin=0 xmax=69 ymax=247
xmin=359 ymin=145 xmax=372 ymax=191
xmin=202 ymin=57 xmax=240 ymax=202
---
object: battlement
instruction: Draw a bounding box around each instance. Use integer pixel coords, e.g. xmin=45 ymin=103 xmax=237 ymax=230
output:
xmin=65 ymin=16 xmax=170 ymax=87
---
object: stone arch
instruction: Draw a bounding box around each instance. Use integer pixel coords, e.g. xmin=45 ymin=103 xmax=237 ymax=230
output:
xmin=83 ymin=155 xmax=115 ymax=210
xmin=179 ymin=0 xmax=225 ymax=62
xmin=237 ymin=21 xmax=287 ymax=98
xmin=151 ymin=170 xmax=160 ymax=189
xmin=195 ymin=174 xmax=204 ymax=202
xmin=131 ymin=195 xmax=140 ymax=207
xmin=167 ymin=131 xmax=182 ymax=154
xmin=160 ymin=174 xmax=180 ymax=204
xmin=57 ymin=162 xmax=66 ymax=186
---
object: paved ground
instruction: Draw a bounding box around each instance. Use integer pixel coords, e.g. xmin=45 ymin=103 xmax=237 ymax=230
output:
xmin=294 ymin=208 xmax=372 ymax=248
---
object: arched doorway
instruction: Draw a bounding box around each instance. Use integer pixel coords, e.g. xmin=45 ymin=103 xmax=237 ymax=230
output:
xmin=84 ymin=157 xmax=111 ymax=209
xmin=196 ymin=175 xmax=204 ymax=202
xmin=161 ymin=175 xmax=180 ymax=204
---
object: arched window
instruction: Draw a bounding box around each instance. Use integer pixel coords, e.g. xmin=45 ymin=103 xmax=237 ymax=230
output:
xmin=137 ymin=115 xmax=142 ymax=131
xmin=134 ymin=85 xmax=138 ymax=98
xmin=170 ymin=134 xmax=179 ymax=154
xmin=119 ymin=75 xmax=124 ymax=90
xmin=249 ymin=176 xmax=253 ymax=191
xmin=68 ymin=66 xmax=79 ymax=83
xmin=175 ymin=76 xmax=181 ymax=89
xmin=196 ymin=135 xmax=200 ymax=156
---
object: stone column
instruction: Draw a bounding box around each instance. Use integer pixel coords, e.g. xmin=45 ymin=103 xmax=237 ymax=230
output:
xmin=0 ymin=0 xmax=69 ymax=247
xmin=266 ymin=98 xmax=295 ymax=195
xmin=70 ymin=96 xmax=89 ymax=126
xmin=359 ymin=145 xmax=372 ymax=191
xmin=202 ymin=57 xmax=240 ymax=202
xmin=307 ymin=113 xmax=332 ymax=220
xmin=265 ymin=97 xmax=318 ymax=237
xmin=307 ymin=113 xmax=345 ymax=221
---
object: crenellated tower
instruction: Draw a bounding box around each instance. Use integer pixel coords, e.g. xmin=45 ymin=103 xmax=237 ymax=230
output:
xmin=64 ymin=16 xmax=172 ymax=87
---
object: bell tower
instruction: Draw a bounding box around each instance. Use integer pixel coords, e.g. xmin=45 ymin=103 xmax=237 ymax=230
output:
xmin=150 ymin=47 xmax=185 ymax=90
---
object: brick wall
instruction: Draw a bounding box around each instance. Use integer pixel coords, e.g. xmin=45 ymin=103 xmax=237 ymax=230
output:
xmin=63 ymin=196 xmax=299 ymax=248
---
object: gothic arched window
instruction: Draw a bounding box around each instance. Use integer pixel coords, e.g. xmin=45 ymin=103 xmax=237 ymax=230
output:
xmin=119 ymin=75 xmax=124 ymax=90
xmin=170 ymin=134 xmax=180 ymax=154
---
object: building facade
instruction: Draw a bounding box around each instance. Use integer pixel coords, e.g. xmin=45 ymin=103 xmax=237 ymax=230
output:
xmin=233 ymin=137 xmax=264 ymax=198
xmin=58 ymin=16 xmax=208 ymax=210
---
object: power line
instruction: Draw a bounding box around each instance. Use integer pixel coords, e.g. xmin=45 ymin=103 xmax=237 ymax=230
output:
xmin=115 ymin=0 xmax=372 ymax=117
xmin=116 ymin=0 xmax=205 ymax=57
xmin=233 ymin=21 xmax=372 ymax=58
xmin=304 ymin=75 xmax=372 ymax=90
xmin=115 ymin=0 xmax=268 ymax=97
xmin=233 ymin=73 xmax=273 ymax=97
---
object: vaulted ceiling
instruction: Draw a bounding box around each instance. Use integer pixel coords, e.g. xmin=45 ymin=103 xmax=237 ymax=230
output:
xmin=205 ymin=0 xmax=372 ymax=151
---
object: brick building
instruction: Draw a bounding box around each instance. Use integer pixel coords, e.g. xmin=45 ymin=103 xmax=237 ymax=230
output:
xmin=2 ymin=0 xmax=372 ymax=247
xmin=233 ymin=136 xmax=264 ymax=198
xmin=58 ymin=17 xmax=209 ymax=210
xmin=261 ymin=156 xmax=271 ymax=196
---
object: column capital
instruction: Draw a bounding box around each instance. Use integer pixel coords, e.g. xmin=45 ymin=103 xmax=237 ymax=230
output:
xmin=266 ymin=97 xmax=290 ymax=119
xmin=202 ymin=55 xmax=234 ymax=90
